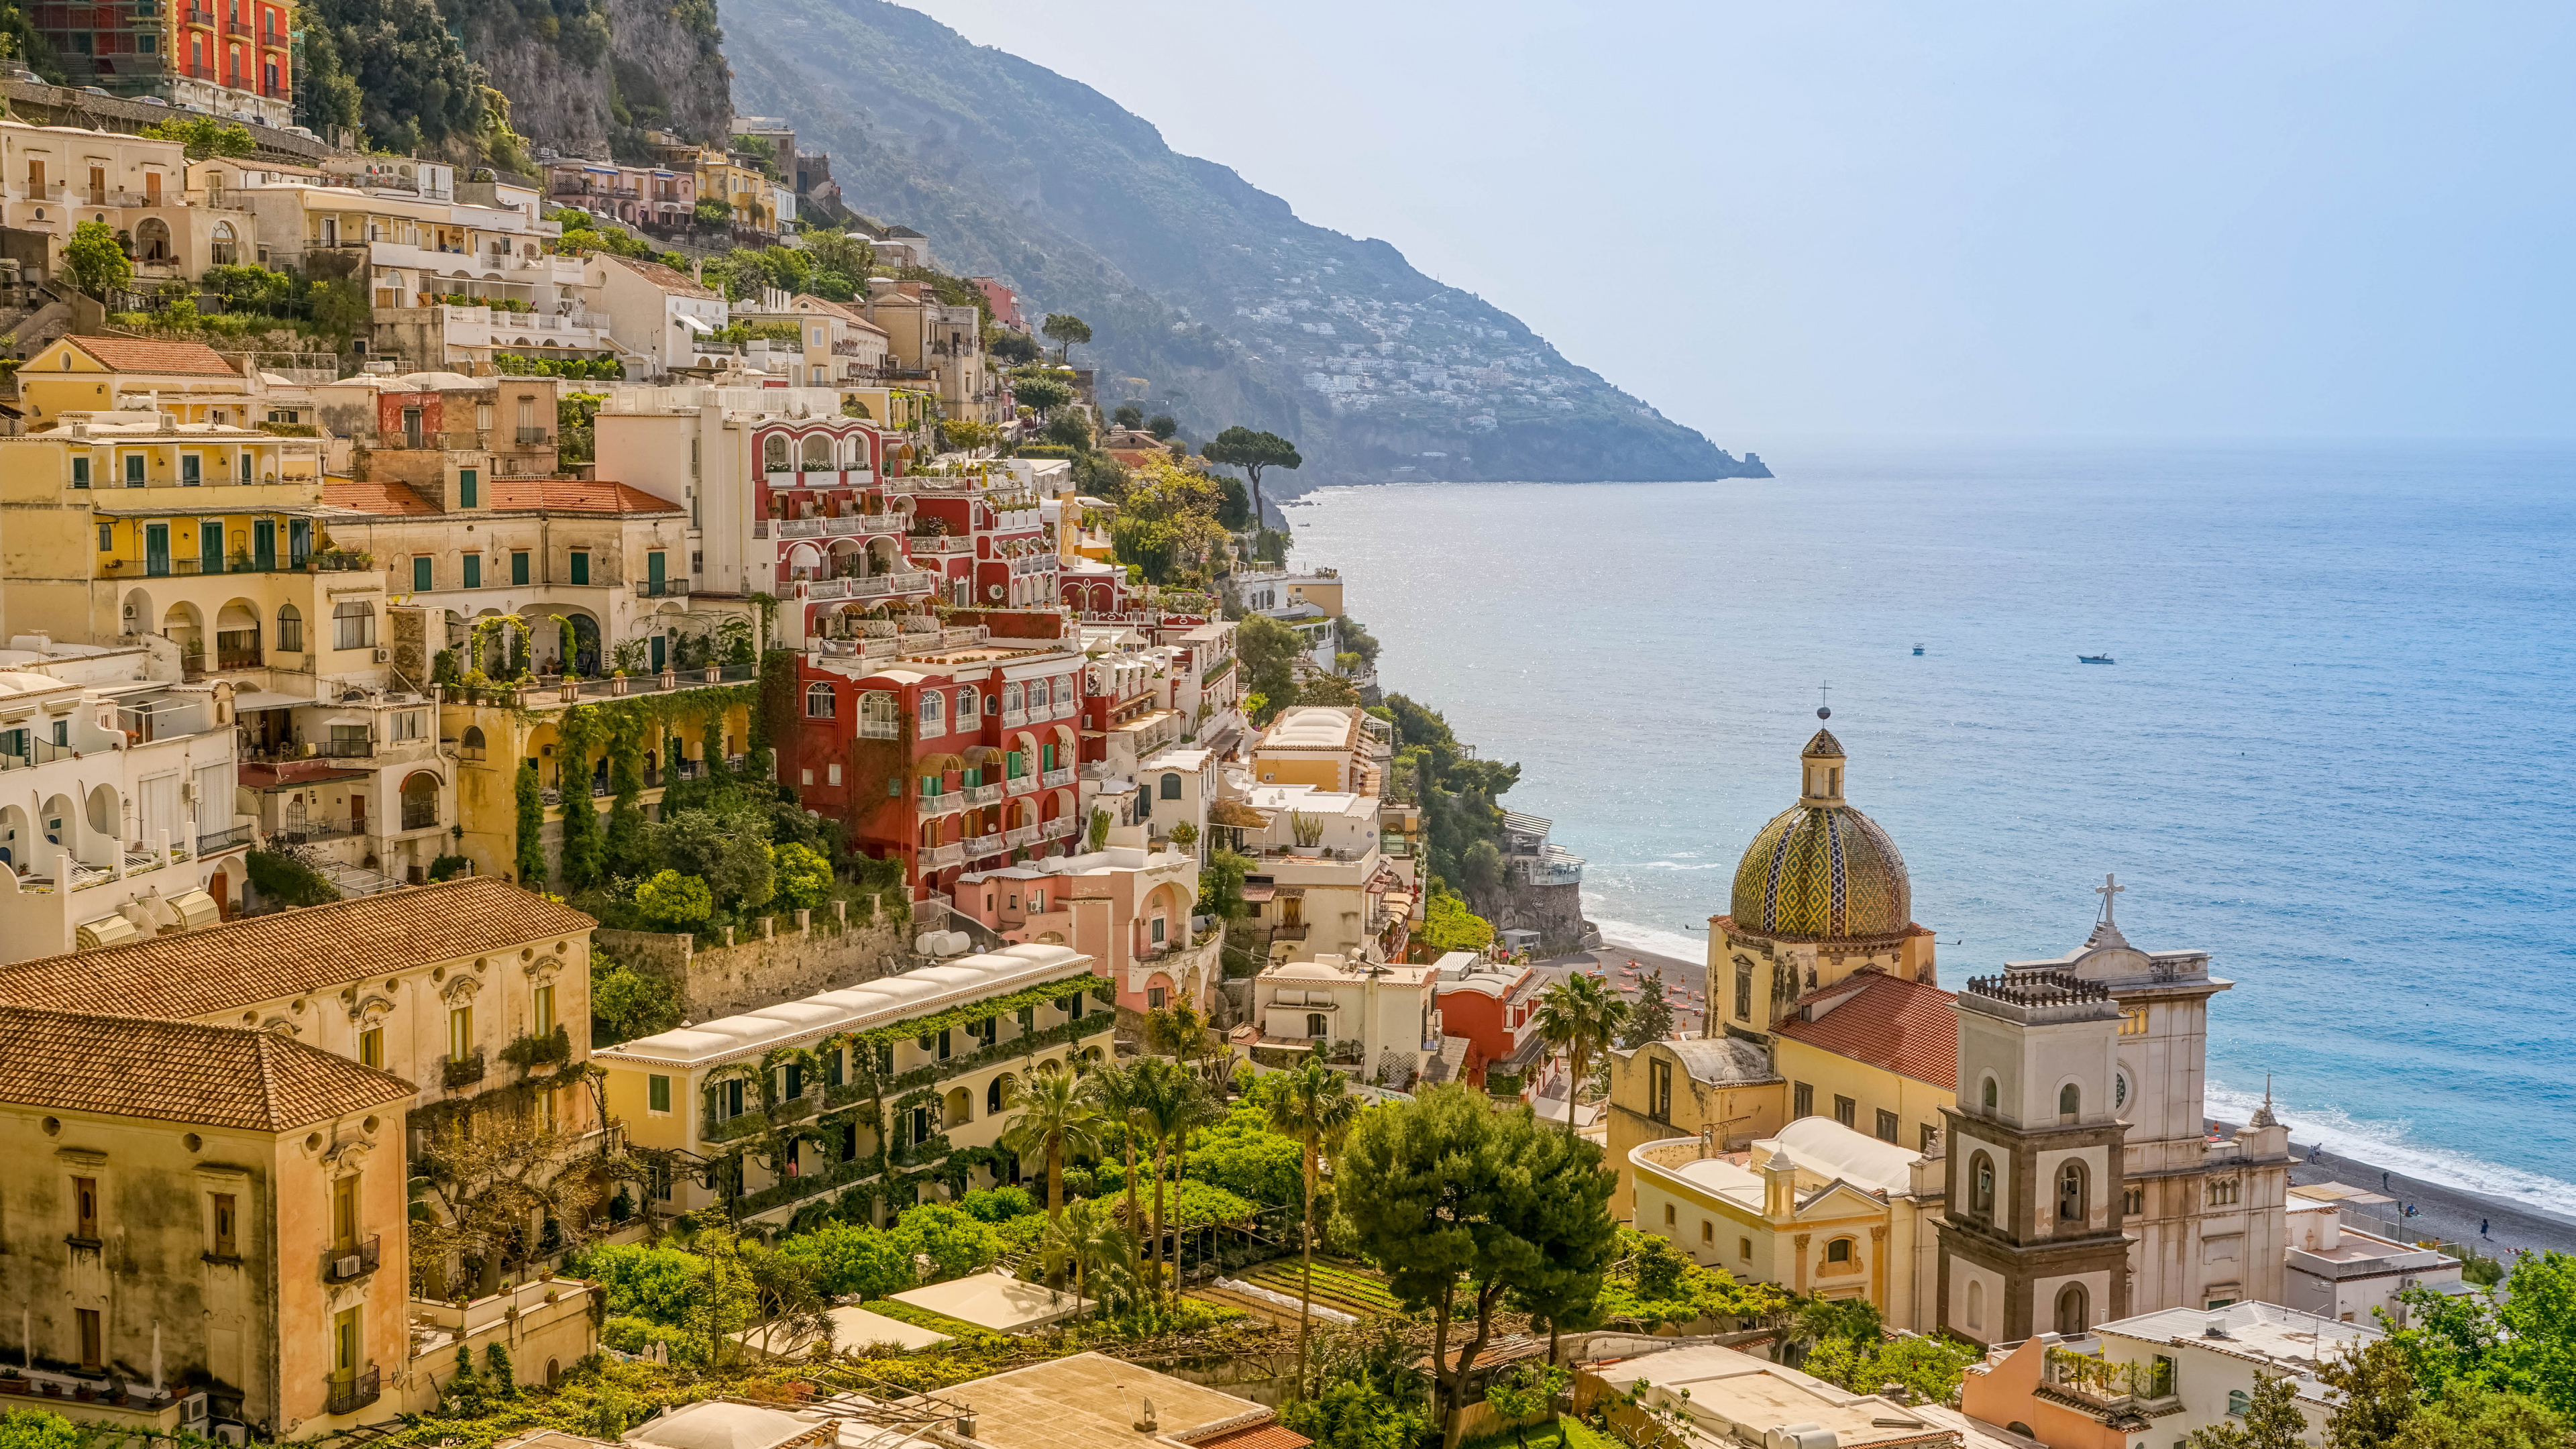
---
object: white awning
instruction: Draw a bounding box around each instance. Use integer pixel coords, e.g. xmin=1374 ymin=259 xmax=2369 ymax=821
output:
xmin=75 ymin=914 xmax=141 ymax=949
xmin=169 ymin=889 xmax=221 ymax=930
xmin=674 ymin=314 xmax=714 ymax=335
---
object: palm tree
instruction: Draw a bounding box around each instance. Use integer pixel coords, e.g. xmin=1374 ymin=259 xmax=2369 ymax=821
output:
xmin=1256 ymin=1058 xmax=1360 ymax=1397
xmin=1534 ymin=971 xmax=1631 ymax=1143
xmin=1132 ymin=1058 xmax=1222 ymax=1302
xmin=1083 ymin=1062 xmax=1150 ymax=1280
xmin=998 ymin=1066 xmax=1106 ymax=1224
xmin=1038 ymin=1195 xmax=1137 ymax=1316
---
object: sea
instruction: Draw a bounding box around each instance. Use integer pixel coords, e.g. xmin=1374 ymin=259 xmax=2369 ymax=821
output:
xmin=1281 ymin=439 xmax=2576 ymax=1215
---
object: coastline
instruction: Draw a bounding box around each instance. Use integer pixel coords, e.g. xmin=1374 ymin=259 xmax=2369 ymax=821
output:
xmin=1574 ymin=926 xmax=2576 ymax=1260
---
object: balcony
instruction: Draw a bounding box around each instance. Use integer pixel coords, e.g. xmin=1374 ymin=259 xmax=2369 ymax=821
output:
xmin=963 ymin=833 xmax=1006 ymax=859
xmin=633 ymin=578 xmax=690 ymax=598
xmin=196 ymin=823 xmax=256 ymax=855
xmin=1004 ymin=824 xmax=1040 ymax=850
xmin=959 ymin=782 xmax=1001 ymax=807
xmin=441 ymin=1051 xmax=486 ymax=1089
xmin=1001 ymin=707 xmax=1028 ymax=728
xmin=516 ymin=427 xmax=551 ymax=445
xmin=399 ymin=803 xmax=437 ymax=832
xmin=323 ymin=1234 xmax=380 ymax=1284
xmin=922 ymin=842 xmax=963 ymax=870
xmin=311 ymin=738 xmax=374 ymax=759
xmin=776 ymin=518 xmax=824 ymax=538
xmin=908 ymin=535 xmax=973 ymax=556
xmin=888 ymin=571 xmax=936 ymax=593
xmin=324 ymin=1366 xmax=381 ymax=1417
xmin=1041 ymin=766 xmax=1075 ymax=789
xmin=918 ymin=793 xmax=959 ymax=820
xmin=1042 ymin=814 xmax=1079 ymax=839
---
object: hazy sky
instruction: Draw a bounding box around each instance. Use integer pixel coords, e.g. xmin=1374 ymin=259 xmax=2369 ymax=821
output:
xmin=896 ymin=1 xmax=2574 ymax=443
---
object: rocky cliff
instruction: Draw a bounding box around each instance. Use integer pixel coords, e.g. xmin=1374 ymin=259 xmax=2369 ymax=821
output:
xmin=446 ymin=0 xmax=731 ymax=162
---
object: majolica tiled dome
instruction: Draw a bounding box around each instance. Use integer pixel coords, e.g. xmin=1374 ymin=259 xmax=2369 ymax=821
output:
xmin=1729 ymin=729 xmax=1913 ymax=943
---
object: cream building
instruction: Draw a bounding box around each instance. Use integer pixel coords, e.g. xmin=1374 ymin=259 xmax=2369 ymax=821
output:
xmin=1230 ymin=952 xmax=1440 ymax=1088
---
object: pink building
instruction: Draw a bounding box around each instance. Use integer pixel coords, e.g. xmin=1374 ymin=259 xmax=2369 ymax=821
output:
xmin=949 ymin=845 xmax=1222 ymax=1014
xmin=1434 ymin=959 xmax=1542 ymax=1087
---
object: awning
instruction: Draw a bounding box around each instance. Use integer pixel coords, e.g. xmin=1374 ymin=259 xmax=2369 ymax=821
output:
xmin=231 ymin=690 xmax=311 ymax=712
xmin=675 ymin=314 xmax=714 ymax=335
xmin=1240 ymin=884 xmax=1277 ymax=904
xmin=75 ymin=913 xmax=140 ymax=949
xmin=169 ymin=889 xmax=220 ymax=930
xmin=252 ymin=769 xmax=369 ymax=793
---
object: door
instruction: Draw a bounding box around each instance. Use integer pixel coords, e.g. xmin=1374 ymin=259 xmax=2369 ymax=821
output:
xmin=331 ymin=1175 xmax=357 ymax=1254
xmin=145 ymin=523 xmax=170 ymax=577
xmin=349 ymin=792 xmax=366 ymax=835
xmin=289 ymin=519 xmax=311 ymax=567
xmin=649 ymin=633 xmax=665 ymax=672
xmin=323 ymin=217 xmax=338 ymax=247
xmin=85 ymin=165 xmax=103 ymax=205
xmin=144 ymin=171 xmax=161 ymax=203
xmin=331 ymin=1306 xmax=360 ymax=1391
xmin=253 ymin=519 xmax=275 ymax=570
xmin=200 ymin=520 xmax=223 ymax=574
xmin=647 ymin=550 xmax=665 ymax=594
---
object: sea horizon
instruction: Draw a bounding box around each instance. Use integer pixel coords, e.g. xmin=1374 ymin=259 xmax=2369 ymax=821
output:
xmin=1285 ymin=437 xmax=2576 ymax=1217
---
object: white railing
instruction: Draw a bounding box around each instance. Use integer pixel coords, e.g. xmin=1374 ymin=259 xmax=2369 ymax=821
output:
xmin=1054 ymin=700 xmax=1080 ymax=720
xmin=919 ymin=794 xmax=960 ymax=820
xmin=859 ymin=715 xmax=902 ymax=740
xmin=859 ymin=637 xmax=899 ymax=661
xmin=963 ymin=833 xmax=1006 ymax=858
xmin=1005 ymin=824 xmax=1040 ymax=849
xmin=942 ymin=627 xmax=987 ymax=648
xmin=964 ymin=782 xmax=1003 ymax=807
xmin=923 ymin=842 xmax=963 ymax=869
xmin=806 ymin=578 xmax=849 ymax=599
xmin=822 ymin=515 xmax=865 ymax=536
xmin=851 ymin=576 xmax=891 ymax=597
xmin=1042 ymin=815 xmax=1079 ymax=839
xmin=1001 ymin=707 xmax=1029 ymax=728
xmin=889 ymin=571 xmax=935 ymax=593
xmin=862 ymin=512 xmax=908 ymax=533
xmin=777 ymin=519 xmax=824 ymax=537
xmin=1005 ymin=772 xmax=1037 ymax=796
xmin=911 ymin=536 xmax=973 ymax=555
xmin=859 ymin=620 xmax=899 ymax=638
xmin=1041 ymin=766 xmax=1075 ymax=789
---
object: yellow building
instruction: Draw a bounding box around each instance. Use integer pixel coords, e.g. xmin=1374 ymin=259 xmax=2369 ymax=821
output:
xmin=0 ymin=1005 xmax=413 ymax=1439
xmin=1627 ymin=1116 xmax=1944 ymax=1326
xmin=441 ymin=674 xmax=757 ymax=887
xmin=0 ymin=413 xmax=366 ymax=688
xmin=1250 ymin=704 xmax=1371 ymax=792
xmin=15 ymin=334 xmax=282 ymax=430
xmin=594 ymin=943 xmax=1114 ymax=1228
xmin=1605 ymin=1035 xmax=1783 ymax=1216
xmin=1771 ymin=971 xmax=1958 ymax=1157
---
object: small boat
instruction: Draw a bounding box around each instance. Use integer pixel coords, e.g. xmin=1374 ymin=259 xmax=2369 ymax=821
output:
xmin=1912 ymin=644 xmax=1924 ymax=655
xmin=2079 ymin=654 xmax=2115 ymax=665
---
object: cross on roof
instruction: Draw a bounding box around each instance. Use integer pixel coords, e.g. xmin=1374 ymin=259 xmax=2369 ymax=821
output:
xmin=2096 ymin=873 xmax=2125 ymax=926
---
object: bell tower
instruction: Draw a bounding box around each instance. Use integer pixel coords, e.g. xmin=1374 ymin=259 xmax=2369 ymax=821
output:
xmin=1936 ymin=969 xmax=2131 ymax=1346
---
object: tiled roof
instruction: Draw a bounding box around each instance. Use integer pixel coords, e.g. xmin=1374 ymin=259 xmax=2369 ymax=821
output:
xmin=1773 ymin=973 xmax=1957 ymax=1090
xmin=0 ymin=877 xmax=597 ymax=1020
xmin=1184 ymin=1426 xmax=1309 ymax=1449
xmin=594 ymin=252 xmax=721 ymax=300
xmin=59 ymin=334 xmax=237 ymax=375
xmin=321 ymin=478 xmax=441 ymax=515
xmin=486 ymin=478 xmax=682 ymax=513
xmin=0 ymin=1005 xmax=413 ymax=1130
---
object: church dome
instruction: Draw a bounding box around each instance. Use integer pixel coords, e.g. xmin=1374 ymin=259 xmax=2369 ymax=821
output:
xmin=1729 ymin=729 xmax=1913 ymax=943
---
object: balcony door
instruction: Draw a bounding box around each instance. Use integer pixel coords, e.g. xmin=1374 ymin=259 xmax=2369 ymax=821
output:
xmin=253 ymin=519 xmax=276 ymax=570
xmin=144 ymin=523 xmax=170 ymax=577
xmin=199 ymin=520 xmax=223 ymax=574
xmin=331 ymin=1305 xmax=361 ymax=1390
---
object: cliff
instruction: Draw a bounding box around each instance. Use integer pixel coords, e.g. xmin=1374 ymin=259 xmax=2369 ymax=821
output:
xmin=720 ymin=0 xmax=1764 ymax=484
xmin=443 ymin=0 xmax=732 ymax=161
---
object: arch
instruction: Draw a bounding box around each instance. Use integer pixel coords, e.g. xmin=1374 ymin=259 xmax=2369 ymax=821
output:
xmin=1966 ymin=1279 xmax=1986 ymax=1334
xmin=566 ymin=612 xmax=602 ymax=675
xmin=801 ymin=433 xmax=833 ymax=469
xmin=942 ymin=1085 xmax=972 ymax=1127
xmin=987 ymin=1071 xmax=1016 ymax=1116
xmin=918 ymin=689 xmax=945 ymax=735
xmin=1980 ymin=1074 xmax=1998 ymax=1116
xmin=460 ymin=725 xmax=487 ymax=761
xmin=0 ymin=802 xmax=25 ymax=869
xmin=2058 ymin=1082 xmax=2081 ymax=1122
xmin=400 ymin=771 xmax=440 ymax=831
xmin=805 ymin=682 xmax=837 ymax=718
xmin=161 ymin=600 xmax=205 ymax=661
xmin=1968 ymin=1150 xmax=1996 ymax=1218
xmin=785 ymin=541 xmax=824 ymax=580
xmin=825 ymin=537 xmax=865 ymax=577
xmin=275 ymin=602 xmax=304 ymax=654
xmin=2055 ymin=1283 xmax=2089 ymax=1336
xmin=134 ymin=215 xmax=172 ymax=263
xmin=859 ymin=691 xmax=900 ymax=739
xmin=1822 ymin=1236 xmax=1857 ymax=1271
xmin=1001 ymin=680 xmax=1023 ymax=715
xmin=955 ymin=686 xmax=979 ymax=727
xmin=2057 ymin=1160 xmax=2088 ymax=1228
xmin=864 ymin=535 xmax=901 ymax=574
xmin=845 ymin=434 xmax=867 ymax=468
xmin=1160 ymin=771 xmax=1183 ymax=800
xmin=209 ymin=219 xmax=237 ymax=265
xmin=329 ymin=598 xmax=375 ymax=652
xmin=763 ymin=433 xmax=790 ymax=471
xmin=121 ymin=587 xmax=153 ymax=636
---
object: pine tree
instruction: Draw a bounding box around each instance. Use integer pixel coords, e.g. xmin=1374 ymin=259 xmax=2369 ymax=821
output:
xmin=513 ymin=763 xmax=549 ymax=885
xmin=1619 ymin=975 xmax=1676 ymax=1049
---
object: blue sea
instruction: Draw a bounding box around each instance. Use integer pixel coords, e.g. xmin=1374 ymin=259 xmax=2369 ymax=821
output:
xmin=1283 ymin=441 xmax=2576 ymax=1212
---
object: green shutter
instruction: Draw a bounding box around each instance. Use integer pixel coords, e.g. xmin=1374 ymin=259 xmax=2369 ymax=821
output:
xmin=458 ymin=469 xmax=478 ymax=508
xmin=462 ymin=554 xmax=481 ymax=589
xmin=570 ymin=551 xmax=590 ymax=585
xmin=511 ymin=550 xmax=529 ymax=585
xmin=413 ymin=556 xmax=433 ymax=592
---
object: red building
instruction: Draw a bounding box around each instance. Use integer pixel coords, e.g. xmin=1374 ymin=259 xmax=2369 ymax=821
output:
xmin=790 ymin=610 xmax=1097 ymax=900
xmin=1434 ymin=960 xmax=1543 ymax=1087
xmin=900 ymin=475 xmax=1059 ymax=610
xmin=971 ymin=278 xmax=1026 ymax=332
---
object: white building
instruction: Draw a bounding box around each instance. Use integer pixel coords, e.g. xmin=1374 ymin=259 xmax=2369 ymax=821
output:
xmin=2282 ymin=1184 xmax=2465 ymax=1328
xmin=1232 ymin=953 xmax=1440 ymax=1089
xmin=584 ymin=254 xmax=735 ymax=380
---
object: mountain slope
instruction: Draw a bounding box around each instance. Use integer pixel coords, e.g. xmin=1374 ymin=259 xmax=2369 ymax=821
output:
xmin=723 ymin=0 xmax=1763 ymax=485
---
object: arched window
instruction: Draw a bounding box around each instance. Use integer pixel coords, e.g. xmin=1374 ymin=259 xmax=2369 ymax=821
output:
xmin=1161 ymin=772 xmax=1183 ymax=800
xmin=460 ymin=725 xmax=486 ymax=761
xmin=2056 ymin=1283 xmax=2090 ymax=1336
xmin=331 ymin=598 xmax=375 ymax=649
xmin=1966 ymin=1280 xmax=1986 ymax=1333
xmin=1981 ymin=1076 xmax=1998 ymax=1115
xmin=956 ymin=687 xmax=977 ymax=723
xmin=763 ymin=434 xmax=789 ymax=471
xmin=2059 ymin=1083 xmax=2081 ymax=1122
xmin=275 ymin=602 xmax=303 ymax=653
xmin=1305 ymin=1012 xmax=1328 ymax=1039
xmin=1002 ymin=682 xmax=1022 ymax=714
xmin=918 ymin=690 xmax=944 ymax=734
xmin=1970 ymin=1151 xmax=1996 ymax=1218
xmin=1735 ymin=963 xmax=1754 ymax=1020
xmin=1824 ymin=1237 xmax=1854 ymax=1265
xmin=2059 ymin=1162 xmax=2087 ymax=1226
xmin=400 ymin=771 xmax=439 ymax=830
xmin=859 ymin=691 xmax=900 ymax=739
xmin=805 ymin=682 xmax=836 ymax=718
xmin=802 ymin=433 xmax=832 ymax=470
xmin=2225 ymin=1390 xmax=2251 ymax=1418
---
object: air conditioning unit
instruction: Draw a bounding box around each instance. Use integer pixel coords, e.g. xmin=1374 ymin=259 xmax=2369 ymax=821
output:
xmin=212 ymin=1424 xmax=248 ymax=1446
xmin=372 ymin=649 xmax=391 ymax=663
xmin=178 ymin=1393 xmax=209 ymax=1431
xmin=335 ymin=1254 xmax=363 ymax=1279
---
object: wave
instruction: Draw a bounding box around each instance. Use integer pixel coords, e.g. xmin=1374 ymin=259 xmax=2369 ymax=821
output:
xmin=2202 ymin=1082 xmax=2576 ymax=1218
xmin=1590 ymin=915 xmax=1710 ymax=967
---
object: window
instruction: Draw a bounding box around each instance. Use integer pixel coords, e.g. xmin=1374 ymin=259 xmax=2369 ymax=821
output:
xmin=570 ymin=550 xmax=590 ymax=585
xmin=2121 ymin=1006 xmax=2148 ymax=1036
xmin=1825 ymin=1238 xmax=1853 ymax=1264
xmin=72 ymin=1175 xmax=99 ymax=1240
xmin=211 ymin=1192 xmax=238 ymax=1257
xmin=2149 ymin=1355 xmax=2176 ymax=1397
xmin=1739 ymin=1237 xmax=1754 ymax=1262
xmin=1700 ymin=1220 xmax=1713 ymax=1244
xmin=1966 ymin=1279 xmax=1986 ymax=1333
xmin=1981 ymin=1076 xmax=1998 ymax=1114
xmin=2114 ymin=1071 xmax=2131 ymax=1111
xmin=1970 ymin=1152 xmax=1996 ymax=1217
xmin=859 ymin=691 xmax=900 ymax=739
xmin=2125 ymin=1186 xmax=2145 ymax=1215
xmin=2207 ymin=1178 xmax=2241 ymax=1207
xmin=392 ymin=710 xmax=426 ymax=741
xmin=937 ymin=1028 xmax=953 ymax=1060
xmin=462 ymin=553 xmax=482 ymax=588
xmin=74 ymin=458 xmax=91 ymax=488
xmin=76 ymin=1309 xmax=101 ymax=1371
xmin=955 ymin=688 xmax=976 ymax=722
xmin=1662 ymin=1203 xmax=1676 ymax=1226
xmin=1161 ymin=772 xmax=1183 ymax=799
xmin=806 ymin=682 xmax=836 ymax=718
xmin=533 ymin=983 xmax=555 ymax=1035
xmin=180 ymin=453 xmax=202 ymax=485
xmin=458 ymin=468 xmax=478 ymax=508
xmin=1306 ymin=1012 xmax=1328 ymax=1039
xmin=1793 ymin=1081 xmax=1814 ymax=1119
xmin=1834 ymin=1094 xmax=1856 ymax=1128
xmin=277 ymin=604 xmax=303 ymax=653
xmin=2059 ymin=1162 xmax=2087 ymax=1226
xmin=2226 ymin=1390 xmax=2250 ymax=1419
xmin=333 ymin=600 xmax=376 ymax=649
xmin=124 ymin=453 xmax=146 ymax=486
xmin=1649 ymin=1058 xmax=1672 ymax=1123
xmin=826 ymin=763 xmax=841 ymax=786
xmin=919 ymin=690 xmax=944 ymax=734
xmin=412 ymin=556 xmax=433 ymax=592
xmin=2059 ymin=1083 xmax=2081 ymax=1121
xmin=1146 ymin=985 xmax=1167 ymax=1010
xmin=332 ymin=1175 xmax=358 ymax=1251
xmin=358 ymin=1027 xmax=382 ymax=1069
xmin=511 ymin=550 xmax=529 ymax=586
xmin=1876 ymin=1109 xmax=1900 ymax=1144
xmin=1735 ymin=963 xmax=1753 ymax=1020
xmin=447 ymin=1005 xmax=473 ymax=1063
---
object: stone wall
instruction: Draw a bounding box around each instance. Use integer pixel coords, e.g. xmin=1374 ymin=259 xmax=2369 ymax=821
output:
xmin=596 ymin=900 xmax=909 ymax=1020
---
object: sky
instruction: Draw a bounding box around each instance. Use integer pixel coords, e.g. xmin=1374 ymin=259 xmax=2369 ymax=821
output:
xmin=894 ymin=1 xmax=2576 ymax=443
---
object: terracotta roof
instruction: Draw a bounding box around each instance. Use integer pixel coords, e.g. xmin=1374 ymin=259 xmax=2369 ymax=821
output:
xmin=0 ymin=1004 xmax=413 ymax=1130
xmin=0 ymin=877 xmax=598 ymax=1020
xmin=593 ymin=252 xmax=721 ymax=300
xmin=1183 ymin=1427 xmax=1308 ymax=1449
xmin=1772 ymin=973 xmax=1957 ymax=1090
xmin=487 ymin=477 xmax=682 ymax=513
xmin=321 ymin=478 xmax=441 ymax=515
xmin=56 ymin=334 xmax=237 ymax=375
xmin=790 ymin=294 xmax=889 ymax=336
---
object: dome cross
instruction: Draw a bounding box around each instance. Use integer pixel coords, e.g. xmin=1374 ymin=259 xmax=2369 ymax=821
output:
xmin=2095 ymin=873 xmax=2125 ymax=926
